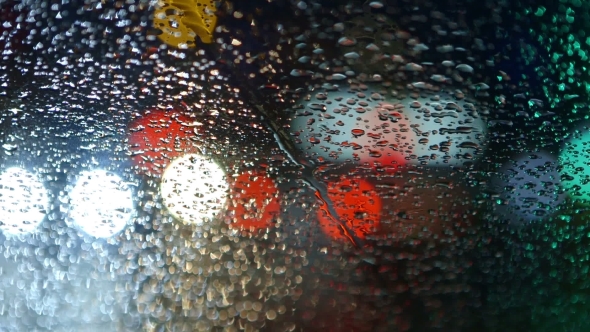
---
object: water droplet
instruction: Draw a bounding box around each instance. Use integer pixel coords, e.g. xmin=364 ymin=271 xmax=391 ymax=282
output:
xmin=436 ymin=45 xmax=454 ymax=53
xmin=365 ymin=43 xmax=380 ymax=51
xmin=431 ymin=75 xmax=448 ymax=83
xmin=338 ymin=37 xmax=357 ymax=46
xmin=456 ymin=64 xmax=474 ymax=73
xmin=298 ymin=56 xmax=311 ymax=63
xmin=344 ymin=52 xmax=360 ymax=59
xmin=369 ymin=1 xmax=384 ymax=8
xmin=297 ymin=1 xmax=307 ymax=10
xmin=351 ymin=129 xmax=365 ymax=137
xmin=375 ymin=140 xmax=389 ymax=147
xmin=2 ymin=144 xmax=17 ymax=152
xmin=405 ymin=63 xmax=423 ymax=71
xmin=369 ymin=150 xmax=382 ymax=158
xmin=290 ymin=69 xmax=313 ymax=77
xmin=330 ymin=74 xmax=347 ymax=80
xmin=458 ymin=141 xmax=480 ymax=149
xmin=413 ymin=43 xmax=429 ymax=51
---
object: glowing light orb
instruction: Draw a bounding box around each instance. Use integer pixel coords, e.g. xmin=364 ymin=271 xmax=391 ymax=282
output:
xmin=559 ymin=127 xmax=590 ymax=202
xmin=227 ymin=170 xmax=281 ymax=233
xmin=317 ymin=176 xmax=381 ymax=241
xmin=161 ymin=153 xmax=228 ymax=225
xmin=66 ymin=170 xmax=133 ymax=238
xmin=289 ymin=85 xmax=414 ymax=166
xmin=152 ymin=0 xmax=218 ymax=47
xmin=127 ymin=109 xmax=199 ymax=176
xmin=494 ymin=152 xmax=565 ymax=222
xmin=402 ymin=91 xmax=487 ymax=167
xmin=0 ymin=168 xmax=49 ymax=237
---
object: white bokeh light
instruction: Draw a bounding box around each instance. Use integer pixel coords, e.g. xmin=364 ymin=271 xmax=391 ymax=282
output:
xmin=160 ymin=153 xmax=228 ymax=225
xmin=65 ymin=170 xmax=133 ymax=238
xmin=0 ymin=168 xmax=49 ymax=237
xmin=403 ymin=91 xmax=487 ymax=167
xmin=289 ymin=85 xmax=416 ymax=163
xmin=289 ymin=86 xmax=487 ymax=167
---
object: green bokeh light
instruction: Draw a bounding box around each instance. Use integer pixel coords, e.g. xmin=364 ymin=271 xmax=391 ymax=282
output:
xmin=559 ymin=128 xmax=590 ymax=202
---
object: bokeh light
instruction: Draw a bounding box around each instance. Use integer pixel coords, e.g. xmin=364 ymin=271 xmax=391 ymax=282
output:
xmin=317 ymin=176 xmax=381 ymax=242
xmin=289 ymin=85 xmax=415 ymax=165
xmin=0 ymin=168 xmax=49 ymax=237
xmin=160 ymin=153 xmax=228 ymax=225
xmin=559 ymin=126 xmax=590 ymax=202
xmin=404 ymin=91 xmax=487 ymax=167
xmin=493 ymin=152 xmax=565 ymax=223
xmin=127 ymin=109 xmax=199 ymax=177
xmin=152 ymin=0 xmax=218 ymax=48
xmin=227 ymin=170 xmax=281 ymax=233
xmin=65 ymin=170 xmax=133 ymax=238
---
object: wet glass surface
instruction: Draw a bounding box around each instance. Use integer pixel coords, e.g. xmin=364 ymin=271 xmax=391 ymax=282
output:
xmin=0 ymin=0 xmax=589 ymax=331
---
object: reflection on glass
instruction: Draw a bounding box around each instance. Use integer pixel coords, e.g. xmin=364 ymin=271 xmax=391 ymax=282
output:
xmin=160 ymin=153 xmax=228 ymax=225
xmin=65 ymin=170 xmax=133 ymax=238
xmin=0 ymin=167 xmax=48 ymax=237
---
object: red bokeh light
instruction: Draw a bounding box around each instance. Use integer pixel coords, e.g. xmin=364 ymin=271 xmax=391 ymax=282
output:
xmin=317 ymin=177 xmax=382 ymax=242
xmin=127 ymin=109 xmax=198 ymax=176
xmin=360 ymin=152 xmax=407 ymax=173
xmin=227 ymin=170 xmax=281 ymax=233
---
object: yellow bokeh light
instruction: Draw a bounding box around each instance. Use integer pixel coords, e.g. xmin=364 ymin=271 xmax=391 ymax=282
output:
xmin=153 ymin=0 xmax=218 ymax=48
